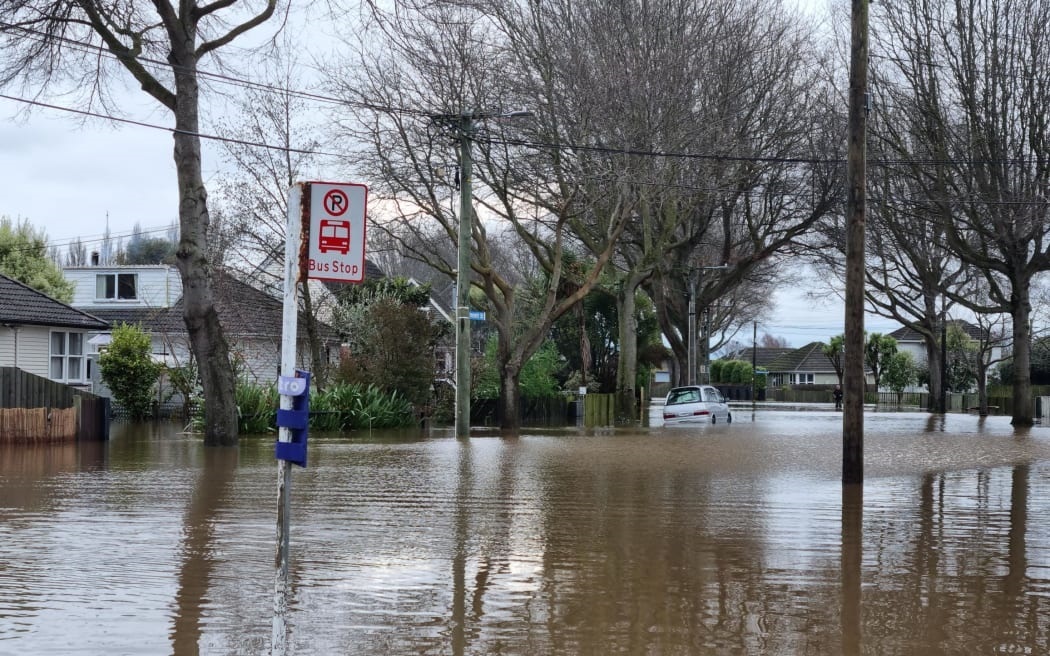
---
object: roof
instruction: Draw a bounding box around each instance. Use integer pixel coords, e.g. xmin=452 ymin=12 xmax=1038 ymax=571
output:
xmin=88 ymin=306 xmax=184 ymax=335
xmin=889 ymin=319 xmax=985 ymax=343
xmin=726 ymin=347 xmax=796 ymax=369
xmin=0 ymin=274 xmax=109 ymax=330
xmin=320 ymin=259 xmax=386 ymax=295
xmin=85 ymin=269 xmax=339 ymax=343
xmin=766 ymin=341 xmax=838 ymax=373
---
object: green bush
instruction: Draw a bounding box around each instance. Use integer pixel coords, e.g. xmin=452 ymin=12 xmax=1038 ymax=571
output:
xmin=236 ymin=379 xmax=279 ymax=434
xmin=732 ymin=362 xmax=753 ymax=384
xmin=191 ymin=379 xmax=417 ymax=435
xmin=710 ymin=359 xmax=726 ymax=383
xmin=99 ymin=323 xmax=162 ymax=420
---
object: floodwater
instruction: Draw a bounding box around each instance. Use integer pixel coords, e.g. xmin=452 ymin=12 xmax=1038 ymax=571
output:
xmin=3 ymin=409 xmax=1050 ymax=655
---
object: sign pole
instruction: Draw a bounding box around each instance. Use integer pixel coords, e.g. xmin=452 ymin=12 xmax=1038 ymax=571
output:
xmin=272 ymin=182 xmax=305 ymax=656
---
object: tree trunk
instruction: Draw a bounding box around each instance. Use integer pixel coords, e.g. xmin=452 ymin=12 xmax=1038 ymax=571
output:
xmin=172 ymin=49 xmax=239 ymax=446
xmin=924 ymin=335 xmax=943 ymax=413
xmin=615 ymin=280 xmax=640 ymax=423
xmin=1010 ymin=288 xmax=1033 ymax=426
xmin=977 ymin=366 xmax=989 ymax=417
xmin=301 ymin=282 xmax=327 ymax=391
xmin=498 ymin=364 xmax=521 ymax=433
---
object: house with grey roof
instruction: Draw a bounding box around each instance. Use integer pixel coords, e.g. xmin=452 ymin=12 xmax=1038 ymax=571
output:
xmin=725 ymin=346 xmax=796 ymax=372
xmin=764 ymin=341 xmax=874 ymax=388
xmin=63 ymin=264 xmax=341 ymax=391
xmin=0 ymin=273 xmax=108 ymax=389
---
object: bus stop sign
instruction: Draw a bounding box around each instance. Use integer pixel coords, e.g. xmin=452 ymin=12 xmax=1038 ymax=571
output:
xmin=306 ymin=182 xmax=368 ymax=283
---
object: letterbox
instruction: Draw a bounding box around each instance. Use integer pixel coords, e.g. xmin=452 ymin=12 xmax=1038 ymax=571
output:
xmin=275 ymin=369 xmax=310 ymax=467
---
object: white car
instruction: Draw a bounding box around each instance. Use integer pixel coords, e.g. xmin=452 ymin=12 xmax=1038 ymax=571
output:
xmin=662 ymin=385 xmax=732 ymax=425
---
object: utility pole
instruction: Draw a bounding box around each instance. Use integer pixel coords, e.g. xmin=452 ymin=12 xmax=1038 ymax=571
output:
xmin=703 ymin=308 xmax=711 ymax=385
xmin=687 ymin=270 xmax=698 ymax=385
xmin=939 ymin=318 xmax=948 ymax=413
xmin=455 ymin=113 xmax=475 ymax=439
xmin=843 ymin=0 xmax=869 ymax=485
xmin=690 ymin=264 xmax=728 ymax=386
xmin=752 ymin=321 xmax=757 ymax=407
xmin=431 ymin=109 xmax=531 ymax=438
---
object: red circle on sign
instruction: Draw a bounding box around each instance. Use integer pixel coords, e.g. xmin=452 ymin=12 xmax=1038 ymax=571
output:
xmin=323 ymin=189 xmax=349 ymax=216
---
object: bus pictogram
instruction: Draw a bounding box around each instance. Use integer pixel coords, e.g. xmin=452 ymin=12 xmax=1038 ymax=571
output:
xmin=318 ymin=219 xmax=351 ymax=255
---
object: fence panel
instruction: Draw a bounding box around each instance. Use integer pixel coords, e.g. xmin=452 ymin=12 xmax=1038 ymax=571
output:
xmin=584 ymin=394 xmax=616 ymax=426
xmin=0 ymin=367 xmax=106 ymax=441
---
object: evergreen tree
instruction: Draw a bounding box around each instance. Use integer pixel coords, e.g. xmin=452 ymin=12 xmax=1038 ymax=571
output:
xmin=0 ymin=216 xmax=74 ymax=302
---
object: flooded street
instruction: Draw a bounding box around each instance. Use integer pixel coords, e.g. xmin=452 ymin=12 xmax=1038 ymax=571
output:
xmin=3 ymin=409 xmax=1050 ymax=654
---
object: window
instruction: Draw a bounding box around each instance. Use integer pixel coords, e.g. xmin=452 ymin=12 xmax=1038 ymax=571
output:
xmin=50 ymin=331 xmax=86 ymax=382
xmin=789 ymin=373 xmax=815 ymax=385
xmin=96 ymin=273 xmax=137 ymax=300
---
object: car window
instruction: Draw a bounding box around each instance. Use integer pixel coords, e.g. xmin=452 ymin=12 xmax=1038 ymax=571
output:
xmin=702 ymin=389 xmax=720 ymax=403
xmin=668 ymin=389 xmax=699 ymax=405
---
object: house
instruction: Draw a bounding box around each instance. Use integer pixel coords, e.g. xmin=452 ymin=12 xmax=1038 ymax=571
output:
xmin=765 ymin=342 xmax=842 ymax=387
xmin=0 ymin=274 xmax=109 ymax=389
xmin=62 ymin=263 xmax=341 ymax=391
xmin=888 ymin=319 xmax=1005 ymax=368
xmin=725 ymin=346 xmax=797 ymax=372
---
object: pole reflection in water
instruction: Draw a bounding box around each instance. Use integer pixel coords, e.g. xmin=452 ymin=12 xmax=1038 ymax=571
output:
xmin=841 ymin=484 xmax=862 ymax=656
xmin=451 ymin=438 xmax=471 ymax=655
xmin=3 ymin=414 xmax=1050 ymax=654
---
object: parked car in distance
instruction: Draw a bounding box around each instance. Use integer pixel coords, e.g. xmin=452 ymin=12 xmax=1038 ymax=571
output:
xmin=662 ymin=385 xmax=732 ymax=425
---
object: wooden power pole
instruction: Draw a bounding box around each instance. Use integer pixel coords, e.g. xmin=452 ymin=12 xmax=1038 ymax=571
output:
xmin=843 ymin=0 xmax=869 ymax=485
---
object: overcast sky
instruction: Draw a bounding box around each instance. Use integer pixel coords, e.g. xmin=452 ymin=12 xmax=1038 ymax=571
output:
xmin=0 ymin=0 xmax=905 ymax=348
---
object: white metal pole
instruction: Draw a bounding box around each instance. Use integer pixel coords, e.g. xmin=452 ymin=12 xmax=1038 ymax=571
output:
xmin=272 ymin=182 xmax=303 ymax=656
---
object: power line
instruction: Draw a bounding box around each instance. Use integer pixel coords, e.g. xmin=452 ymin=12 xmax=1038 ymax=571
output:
xmin=0 ymin=21 xmax=433 ymax=119
xmin=2 ymin=221 xmax=178 ymax=258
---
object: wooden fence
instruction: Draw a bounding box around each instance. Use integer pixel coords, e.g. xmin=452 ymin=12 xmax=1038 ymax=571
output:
xmin=0 ymin=367 xmax=108 ymax=442
xmin=583 ymin=394 xmax=616 ymax=426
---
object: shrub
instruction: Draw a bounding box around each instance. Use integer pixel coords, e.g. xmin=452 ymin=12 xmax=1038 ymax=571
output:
xmin=191 ymin=379 xmax=417 ymax=435
xmin=710 ymin=359 xmax=726 ymax=383
xmin=99 ymin=323 xmax=162 ymax=420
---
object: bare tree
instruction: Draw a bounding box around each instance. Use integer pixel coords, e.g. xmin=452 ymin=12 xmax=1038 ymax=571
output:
xmin=65 ymin=238 xmax=88 ymax=267
xmin=869 ymin=0 xmax=1050 ymax=425
xmin=0 ymin=1 xmax=281 ymax=444
xmin=212 ymin=47 xmax=333 ymax=387
xmin=328 ymin=1 xmax=629 ymax=430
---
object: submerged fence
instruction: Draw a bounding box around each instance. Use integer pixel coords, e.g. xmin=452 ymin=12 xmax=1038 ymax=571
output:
xmin=0 ymin=367 xmax=108 ymax=442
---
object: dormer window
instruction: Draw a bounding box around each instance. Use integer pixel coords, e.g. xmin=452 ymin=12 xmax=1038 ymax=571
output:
xmin=96 ymin=273 xmax=137 ymax=300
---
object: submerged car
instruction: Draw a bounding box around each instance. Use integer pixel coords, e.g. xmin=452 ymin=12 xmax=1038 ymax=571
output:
xmin=662 ymin=385 xmax=732 ymax=425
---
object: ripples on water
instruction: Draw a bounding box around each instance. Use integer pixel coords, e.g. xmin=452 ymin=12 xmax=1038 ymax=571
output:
xmin=2 ymin=410 xmax=1050 ymax=654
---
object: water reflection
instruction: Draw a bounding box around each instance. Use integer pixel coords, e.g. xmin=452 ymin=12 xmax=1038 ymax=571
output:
xmin=2 ymin=414 xmax=1050 ymax=654
xmin=170 ymin=447 xmax=240 ymax=654
xmin=841 ymin=484 xmax=862 ymax=656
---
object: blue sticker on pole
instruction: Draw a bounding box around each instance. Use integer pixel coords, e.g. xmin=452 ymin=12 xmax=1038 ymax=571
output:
xmin=275 ymin=369 xmax=311 ymax=467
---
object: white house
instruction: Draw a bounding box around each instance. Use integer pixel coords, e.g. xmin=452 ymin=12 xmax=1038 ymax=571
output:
xmin=0 ymin=274 xmax=109 ymax=389
xmin=62 ymin=263 xmax=341 ymax=392
xmin=889 ymin=319 xmax=1006 ymax=370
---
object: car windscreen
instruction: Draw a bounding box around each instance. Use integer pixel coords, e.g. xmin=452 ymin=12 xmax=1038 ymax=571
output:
xmin=667 ymin=389 xmax=699 ymax=405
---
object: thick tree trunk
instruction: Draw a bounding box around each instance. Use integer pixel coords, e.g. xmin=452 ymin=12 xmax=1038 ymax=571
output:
xmin=498 ymin=364 xmax=521 ymax=432
xmin=615 ymin=281 xmax=640 ymax=422
xmin=1010 ymin=289 xmax=1033 ymax=426
xmin=172 ymin=52 xmax=239 ymax=446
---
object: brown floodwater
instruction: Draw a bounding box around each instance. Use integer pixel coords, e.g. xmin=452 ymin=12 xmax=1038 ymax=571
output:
xmin=2 ymin=409 xmax=1050 ymax=655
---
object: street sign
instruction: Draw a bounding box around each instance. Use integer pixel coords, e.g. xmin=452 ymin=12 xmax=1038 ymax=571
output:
xmin=306 ymin=182 xmax=368 ymax=283
xmin=469 ymin=310 xmax=486 ymax=321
